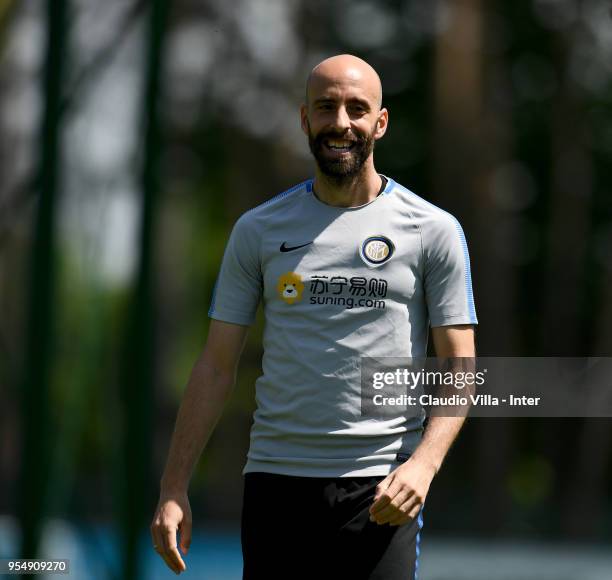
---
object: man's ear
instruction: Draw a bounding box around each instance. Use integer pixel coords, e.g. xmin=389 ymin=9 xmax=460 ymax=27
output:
xmin=374 ymin=108 xmax=389 ymax=140
xmin=300 ymin=104 xmax=309 ymax=136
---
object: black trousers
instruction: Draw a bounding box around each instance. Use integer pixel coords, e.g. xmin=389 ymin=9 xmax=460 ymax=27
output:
xmin=241 ymin=472 xmax=424 ymax=580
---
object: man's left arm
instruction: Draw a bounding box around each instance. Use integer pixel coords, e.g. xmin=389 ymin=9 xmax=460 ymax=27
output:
xmin=369 ymin=324 xmax=475 ymax=526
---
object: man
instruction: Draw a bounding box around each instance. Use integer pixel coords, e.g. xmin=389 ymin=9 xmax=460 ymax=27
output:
xmin=151 ymin=54 xmax=477 ymax=579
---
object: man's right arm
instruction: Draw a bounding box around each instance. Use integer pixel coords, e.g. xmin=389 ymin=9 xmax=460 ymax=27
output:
xmin=150 ymin=319 xmax=250 ymax=575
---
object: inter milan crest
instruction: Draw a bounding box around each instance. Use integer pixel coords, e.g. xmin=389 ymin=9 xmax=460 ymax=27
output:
xmin=359 ymin=235 xmax=395 ymax=267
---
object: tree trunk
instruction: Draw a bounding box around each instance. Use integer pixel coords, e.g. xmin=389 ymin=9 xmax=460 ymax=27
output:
xmin=432 ymin=0 xmax=517 ymax=532
xmin=118 ymin=1 xmax=169 ymax=579
xmin=17 ymin=0 xmax=67 ymax=567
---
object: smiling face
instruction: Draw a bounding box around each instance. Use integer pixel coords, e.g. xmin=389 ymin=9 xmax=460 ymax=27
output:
xmin=301 ymin=55 xmax=388 ymax=182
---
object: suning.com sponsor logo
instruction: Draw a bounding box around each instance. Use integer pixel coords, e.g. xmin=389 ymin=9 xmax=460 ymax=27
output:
xmin=308 ymin=274 xmax=387 ymax=310
xmin=276 ymin=272 xmax=389 ymax=309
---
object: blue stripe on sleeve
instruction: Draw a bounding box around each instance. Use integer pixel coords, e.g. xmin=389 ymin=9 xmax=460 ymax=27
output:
xmin=208 ymin=277 xmax=219 ymax=316
xmin=452 ymin=218 xmax=478 ymax=324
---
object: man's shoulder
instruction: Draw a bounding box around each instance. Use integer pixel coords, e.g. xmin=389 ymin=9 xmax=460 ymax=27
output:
xmin=391 ymin=181 xmax=458 ymax=227
xmin=237 ymin=179 xmax=312 ymax=228
xmin=393 ymin=181 xmax=451 ymax=218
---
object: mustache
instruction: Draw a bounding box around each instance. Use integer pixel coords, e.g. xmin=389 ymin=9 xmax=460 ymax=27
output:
xmin=313 ymin=131 xmax=365 ymax=143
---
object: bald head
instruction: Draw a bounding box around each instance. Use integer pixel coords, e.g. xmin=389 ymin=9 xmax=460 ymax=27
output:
xmin=305 ymin=54 xmax=383 ymax=109
xmin=300 ymin=54 xmax=389 ymax=181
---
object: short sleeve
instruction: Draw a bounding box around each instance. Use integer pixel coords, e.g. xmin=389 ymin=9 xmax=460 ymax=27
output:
xmin=208 ymin=214 xmax=262 ymax=326
xmin=423 ymin=213 xmax=478 ymax=327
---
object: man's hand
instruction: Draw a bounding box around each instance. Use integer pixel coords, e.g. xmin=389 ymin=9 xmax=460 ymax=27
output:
xmin=369 ymin=457 xmax=436 ymax=526
xmin=150 ymin=492 xmax=192 ymax=574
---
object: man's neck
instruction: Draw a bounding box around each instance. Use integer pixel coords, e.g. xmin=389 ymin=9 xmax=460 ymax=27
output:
xmin=312 ymin=163 xmax=383 ymax=208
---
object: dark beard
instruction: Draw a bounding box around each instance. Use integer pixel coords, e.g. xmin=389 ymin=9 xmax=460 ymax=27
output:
xmin=307 ymin=122 xmax=376 ymax=184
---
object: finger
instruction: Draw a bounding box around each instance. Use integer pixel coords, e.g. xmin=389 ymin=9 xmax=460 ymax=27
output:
xmin=390 ymin=503 xmax=422 ymax=527
xmin=155 ymin=526 xmax=178 ymax=573
xmin=371 ymin=492 xmax=412 ymax=524
xmin=391 ymin=496 xmax=422 ymax=524
xmin=407 ymin=503 xmax=422 ymax=520
xmin=179 ymin=517 xmax=192 ymax=555
xmin=160 ymin=546 xmax=179 ymax=573
xmin=370 ymin=480 xmax=399 ymax=514
xmin=152 ymin=522 xmax=166 ymax=555
xmin=371 ymin=476 xmax=393 ymax=504
xmin=387 ymin=505 xmax=414 ymax=526
xmin=152 ymin=524 xmax=177 ymax=573
xmin=371 ymin=504 xmax=398 ymax=524
xmin=167 ymin=545 xmax=186 ymax=574
xmin=376 ymin=488 xmax=421 ymax=524
xmin=162 ymin=526 xmax=186 ymax=574
xmin=370 ymin=480 xmax=407 ymax=515
xmin=389 ymin=487 xmax=411 ymax=510
xmin=387 ymin=500 xmax=418 ymax=526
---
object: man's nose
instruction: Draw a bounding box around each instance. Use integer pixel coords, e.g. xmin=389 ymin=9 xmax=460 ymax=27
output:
xmin=330 ymin=106 xmax=351 ymax=132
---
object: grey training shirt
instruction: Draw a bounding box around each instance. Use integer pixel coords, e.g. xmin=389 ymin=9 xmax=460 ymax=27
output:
xmin=209 ymin=177 xmax=477 ymax=477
